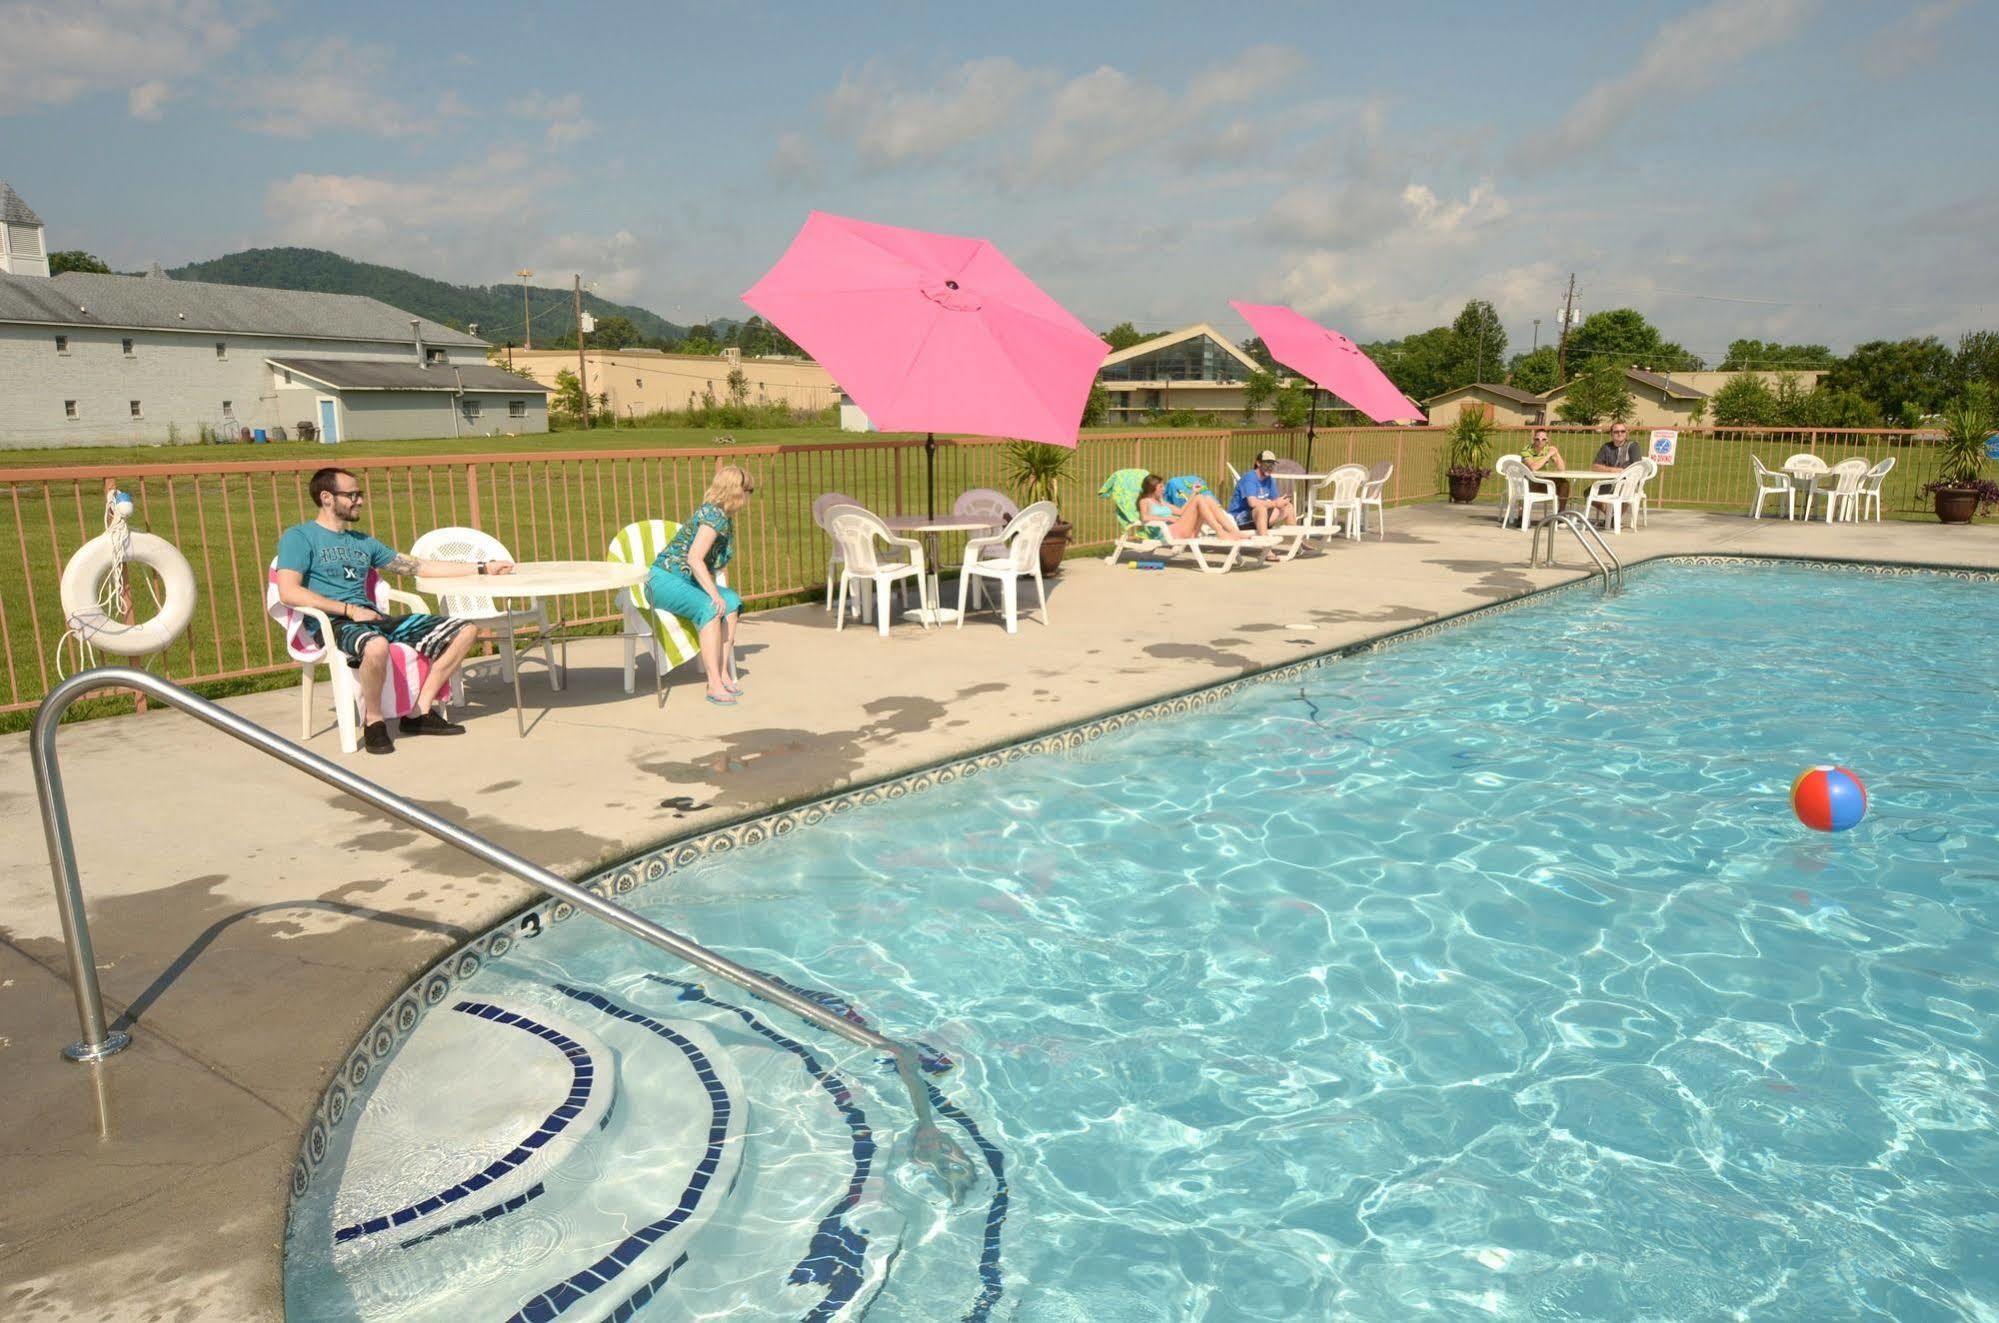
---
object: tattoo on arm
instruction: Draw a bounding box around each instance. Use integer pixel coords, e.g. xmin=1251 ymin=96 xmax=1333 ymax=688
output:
xmin=386 ymin=553 xmax=419 ymax=576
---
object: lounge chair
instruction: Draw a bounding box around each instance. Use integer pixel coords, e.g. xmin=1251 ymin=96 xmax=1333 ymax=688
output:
xmin=1099 ymin=468 xmax=1281 ymax=573
xmin=608 ymin=520 xmax=704 ymax=703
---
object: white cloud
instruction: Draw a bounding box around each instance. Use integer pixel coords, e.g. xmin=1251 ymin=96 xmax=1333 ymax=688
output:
xmin=128 ymin=80 xmax=175 ymax=121
xmin=823 ymin=57 xmax=1039 ymax=172
xmin=1186 ymin=44 xmax=1307 ymax=110
xmin=767 ymin=131 xmax=824 ymax=187
xmin=262 ymin=151 xmax=542 ymax=252
xmin=511 ymin=92 xmax=596 ymax=148
xmin=0 ymin=0 xmax=259 ymax=117
xmin=239 ymin=40 xmax=426 ymax=138
xmin=1868 ymin=0 xmax=1968 ymax=78
xmin=1514 ymin=0 xmax=1817 ymax=170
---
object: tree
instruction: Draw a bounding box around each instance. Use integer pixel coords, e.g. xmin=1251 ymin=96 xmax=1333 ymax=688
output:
xmin=1507 ymin=346 xmax=1559 ymax=395
xmin=551 ymin=368 xmax=586 ymax=417
xmin=1957 ymin=330 xmax=1999 ymax=394
xmin=1241 ymin=369 xmax=1278 ymax=422
xmin=1710 ymin=374 xmax=1777 ymax=425
xmin=725 ymin=366 xmax=750 ymax=406
xmin=1444 ymin=299 xmax=1507 ymax=389
xmin=49 ymin=250 xmax=111 ymax=275
xmin=1081 ymin=381 xmax=1109 ymax=426
xmin=1555 ymin=357 xmax=1634 ymax=425
xmin=1239 ymin=336 xmax=1275 ymax=371
xmin=1370 ymin=326 xmax=1457 ymax=403
xmin=584 ymin=314 xmax=641 ymax=350
xmin=1824 ymin=337 xmax=1960 ymax=420
xmin=1100 ymin=322 xmax=1151 ymax=352
xmin=1273 ymin=378 xmax=1314 ymax=428
xmin=1563 ymin=308 xmax=1698 ymax=377
xmin=1718 ymin=339 xmax=1834 ymax=370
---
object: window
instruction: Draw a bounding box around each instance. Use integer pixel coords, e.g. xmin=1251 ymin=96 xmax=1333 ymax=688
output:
xmin=281 ymin=371 xmax=292 ymax=385
xmin=54 ymin=334 xmax=68 ymax=353
xmin=122 ymin=338 xmax=134 ymax=356
xmin=130 ymin=400 xmax=142 ymax=418
xmin=425 ymin=347 xmax=447 ymax=363
xmin=215 ymin=341 xmax=227 ymax=360
xmin=460 ymin=398 xmax=482 ymax=419
xmin=221 ymin=400 xmax=233 ymax=414
xmin=635 ymin=376 xmax=644 ymax=389
xmin=64 ymin=400 xmax=77 ymax=418
xmin=509 ymin=399 xmax=527 ymax=419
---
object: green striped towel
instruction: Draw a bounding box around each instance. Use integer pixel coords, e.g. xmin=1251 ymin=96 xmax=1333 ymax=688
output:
xmin=608 ymin=520 xmax=701 ymax=672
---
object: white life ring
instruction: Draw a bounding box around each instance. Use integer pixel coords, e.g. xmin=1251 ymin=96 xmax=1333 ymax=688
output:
xmin=59 ymin=531 xmax=197 ymax=656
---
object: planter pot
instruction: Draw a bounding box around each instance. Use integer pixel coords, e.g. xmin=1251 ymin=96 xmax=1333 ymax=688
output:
xmin=1447 ymin=472 xmax=1486 ymax=504
xmin=1934 ymin=486 xmax=1979 ymax=524
xmin=1039 ymin=519 xmax=1072 ymax=576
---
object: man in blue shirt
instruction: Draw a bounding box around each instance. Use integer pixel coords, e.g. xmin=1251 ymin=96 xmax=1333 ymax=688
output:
xmin=1228 ymin=449 xmax=1297 ymax=535
xmin=275 ymin=467 xmax=512 ymax=753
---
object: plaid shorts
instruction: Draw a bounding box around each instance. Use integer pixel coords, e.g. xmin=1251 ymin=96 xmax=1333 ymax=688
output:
xmin=326 ymin=613 xmax=470 ymax=668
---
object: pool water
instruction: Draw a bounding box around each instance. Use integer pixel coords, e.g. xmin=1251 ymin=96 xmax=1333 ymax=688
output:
xmin=296 ymin=564 xmax=1999 ymax=1320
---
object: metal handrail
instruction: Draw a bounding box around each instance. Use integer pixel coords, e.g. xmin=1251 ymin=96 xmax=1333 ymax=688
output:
xmin=31 ymin=667 xmax=977 ymax=1200
xmin=1529 ymin=510 xmax=1623 ymax=594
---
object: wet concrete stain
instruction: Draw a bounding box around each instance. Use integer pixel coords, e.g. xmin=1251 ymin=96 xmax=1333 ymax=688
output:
xmin=1422 ymin=558 xmax=1539 ymax=600
xmin=1144 ymin=641 xmax=1260 ymax=671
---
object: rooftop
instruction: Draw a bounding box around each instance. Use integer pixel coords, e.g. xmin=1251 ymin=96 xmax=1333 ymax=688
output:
xmin=269 ymin=356 xmax=552 ymax=393
xmin=0 ymin=180 xmax=43 ymax=228
xmin=0 ymin=270 xmax=486 ymax=347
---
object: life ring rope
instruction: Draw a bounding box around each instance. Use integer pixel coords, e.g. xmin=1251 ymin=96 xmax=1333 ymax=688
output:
xmin=57 ymin=491 xmax=197 ymax=671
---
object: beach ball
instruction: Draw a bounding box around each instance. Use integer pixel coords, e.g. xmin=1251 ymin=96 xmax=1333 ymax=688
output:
xmin=1792 ymin=765 xmax=1867 ymax=832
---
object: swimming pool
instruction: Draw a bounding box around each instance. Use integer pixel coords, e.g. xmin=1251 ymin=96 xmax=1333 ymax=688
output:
xmin=289 ymin=560 xmax=1999 ymax=1320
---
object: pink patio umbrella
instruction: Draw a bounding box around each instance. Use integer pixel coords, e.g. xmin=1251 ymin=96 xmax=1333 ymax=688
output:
xmin=745 ymin=211 xmax=1110 ymax=517
xmin=1230 ymin=300 xmax=1425 ymax=470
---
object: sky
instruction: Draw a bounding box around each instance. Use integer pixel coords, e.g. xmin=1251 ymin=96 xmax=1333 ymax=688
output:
xmin=3 ymin=0 xmax=1997 ymax=361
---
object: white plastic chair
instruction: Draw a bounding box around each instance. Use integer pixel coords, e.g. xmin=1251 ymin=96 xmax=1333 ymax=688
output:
xmin=1750 ymin=455 xmax=1796 ymax=519
xmin=607 ymin=520 xmax=704 ymax=704
xmin=1807 ymin=457 xmax=1870 ymax=523
xmin=409 ymin=527 xmax=555 ymax=693
xmin=956 ymin=501 xmax=1055 ymax=633
xmin=1356 ymin=461 xmax=1392 ymax=538
xmin=1309 ymin=464 xmax=1369 ymax=538
xmin=1783 ymin=453 xmax=1828 ymax=475
xmin=1859 ymin=456 xmax=1896 ymax=521
xmin=953 ymin=488 xmax=1019 ymax=562
xmin=815 ymin=491 xmax=910 ymax=616
xmin=826 ymin=505 xmax=930 ymax=635
xmin=265 ymin=562 xmax=446 ymax=753
xmin=1586 ymin=463 xmax=1647 ymax=533
xmin=1495 ymin=455 xmax=1556 ymax=533
xmin=1633 ymin=457 xmax=1658 ymax=527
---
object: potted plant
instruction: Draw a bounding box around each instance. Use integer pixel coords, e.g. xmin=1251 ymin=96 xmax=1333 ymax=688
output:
xmin=1445 ymin=410 xmax=1493 ymax=503
xmin=1002 ymin=440 xmax=1074 ymax=575
xmin=1921 ymin=390 xmax=1999 ymax=524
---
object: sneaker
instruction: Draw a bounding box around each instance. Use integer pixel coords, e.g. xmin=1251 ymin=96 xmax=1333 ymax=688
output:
xmin=362 ymin=720 xmax=395 ymax=754
xmin=399 ymin=710 xmax=465 ymax=736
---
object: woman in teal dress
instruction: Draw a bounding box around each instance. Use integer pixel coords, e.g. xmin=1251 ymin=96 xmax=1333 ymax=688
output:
xmin=647 ymin=464 xmax=754 ymax=705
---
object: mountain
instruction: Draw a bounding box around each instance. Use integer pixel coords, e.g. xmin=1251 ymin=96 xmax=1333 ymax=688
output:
xmin=165 ymin=247 xmax=688 ymax=346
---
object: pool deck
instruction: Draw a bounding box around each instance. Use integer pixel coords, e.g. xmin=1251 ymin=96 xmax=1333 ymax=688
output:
xmin=5 ymin=502 xmax=1999 ymax=1320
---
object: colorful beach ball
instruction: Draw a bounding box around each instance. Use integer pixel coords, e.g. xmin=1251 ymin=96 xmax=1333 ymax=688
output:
xmin=1792 ymin=765 xmax=1867 ymax=832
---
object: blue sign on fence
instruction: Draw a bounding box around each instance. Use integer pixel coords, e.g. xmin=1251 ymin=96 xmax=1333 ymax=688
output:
xmin=1985 ymin=433 xmax=1999 ymax=461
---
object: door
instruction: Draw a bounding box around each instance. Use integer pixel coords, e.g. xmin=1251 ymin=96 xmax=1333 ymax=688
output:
xmin=317 ymin=398 xmax=339 ymax=444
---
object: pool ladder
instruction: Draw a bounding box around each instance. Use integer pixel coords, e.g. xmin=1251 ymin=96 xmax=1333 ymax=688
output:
xmin=1529 ymin=509 xmax=1623 ymax=595
xmin=29 ymin=667 xmax=980 ymax=1202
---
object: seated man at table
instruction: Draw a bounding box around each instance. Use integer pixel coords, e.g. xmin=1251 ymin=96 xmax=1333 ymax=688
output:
xmin=1227 ymin=449 xmax=1297 ymax=538
xmin=274 ymin=467 xmax=513 ymax=754
xmin=1524 ymin=427 xmax=1571 ymax=504
xmin=1587 ymin=423 xmax=1644 ymax=525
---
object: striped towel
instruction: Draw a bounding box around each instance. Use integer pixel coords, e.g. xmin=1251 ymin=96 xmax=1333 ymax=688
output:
xmin=607 ymin=521 xmax=702 ymax=672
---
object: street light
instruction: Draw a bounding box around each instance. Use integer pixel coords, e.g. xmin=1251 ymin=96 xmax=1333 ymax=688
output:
xmin=516 ymin=269 xmax=534 ymax=349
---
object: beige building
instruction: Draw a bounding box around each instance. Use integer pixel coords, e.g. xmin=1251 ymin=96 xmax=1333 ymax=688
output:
xmin=1421 ymin=383 xmax=1546 ymax=427
xmin=510 ymin=347 xmax=838 ymax=420
xmin=1097 ymin=324 xmax=1273 ymax=424
xmin=1540 ymin=367 xmax=1710 ymax=428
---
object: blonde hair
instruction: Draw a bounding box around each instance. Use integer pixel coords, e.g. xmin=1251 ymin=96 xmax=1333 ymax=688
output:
xmin=704 ymin=464 xmax=755 ymax=514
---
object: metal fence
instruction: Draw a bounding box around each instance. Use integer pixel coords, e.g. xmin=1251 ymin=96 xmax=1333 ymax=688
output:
xmin=0 ymin=424 xmax=1945 ymax=714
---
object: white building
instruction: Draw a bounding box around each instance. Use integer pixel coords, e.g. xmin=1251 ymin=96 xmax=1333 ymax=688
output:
xmin=0 ymin=181 xmax=550 ymax=448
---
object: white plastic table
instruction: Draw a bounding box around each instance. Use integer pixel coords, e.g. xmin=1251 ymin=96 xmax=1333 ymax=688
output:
xmin=883 ymin=516 xmax=1000 ymax=625
xmin=1781 ymin=462 xmax=1825 ymax=520
xmin=415 ymin=559 xmax=648 ymax=735
xmin=1532 ymin=468 xmax=1620 ymax=511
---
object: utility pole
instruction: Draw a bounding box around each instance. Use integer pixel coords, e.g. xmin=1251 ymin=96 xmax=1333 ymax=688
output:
xmin=1555 ymin=273 xmax=1577 ymax=380
xmin=518 ymin=269 xmax=534 ymax=349
xmin=573 ymin=274 xmax=590 ymax=428
xmin=1532 ymin=318 xmax=1541 ymax=353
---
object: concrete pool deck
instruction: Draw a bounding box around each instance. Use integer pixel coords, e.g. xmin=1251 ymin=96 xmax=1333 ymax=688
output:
xmin=4 ymin=502 xmax=1999 ymax=1320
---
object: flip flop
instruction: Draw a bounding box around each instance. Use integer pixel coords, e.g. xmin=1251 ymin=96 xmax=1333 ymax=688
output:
xmin=705 ymin=693 xmax=738 ymax=707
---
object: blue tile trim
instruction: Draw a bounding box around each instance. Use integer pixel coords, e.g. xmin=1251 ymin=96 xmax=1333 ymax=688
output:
xmin=397 ymin=1181 xmax=546 ymax=1250
xmin=925 ymin=1082 xmax=1009 ymax=1323
xmin=604 ymin=1252 xmax=689 ymax=1322
xmin=509 ymin=986 xmax=731 ymax=1323
xmin=332 ymin=1002 xmax=595 ymax=1245
xmin=645 ymin=975 xmax=876 ymax=1321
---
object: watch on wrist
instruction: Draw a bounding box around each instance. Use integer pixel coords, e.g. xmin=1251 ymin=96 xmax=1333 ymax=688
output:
xmin=477 ymin=560 xmax=488 ymax=575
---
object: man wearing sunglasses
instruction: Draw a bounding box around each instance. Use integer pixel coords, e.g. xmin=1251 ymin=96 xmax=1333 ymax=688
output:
xmin=274 ymin=467 xmax=513 ymax=753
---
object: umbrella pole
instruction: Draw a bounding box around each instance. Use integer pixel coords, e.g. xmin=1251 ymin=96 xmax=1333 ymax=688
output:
xmin=926 ymin=432 xmax=937 ymax=520
xmin=1304 ymin=389 xmax=1319 ymax=471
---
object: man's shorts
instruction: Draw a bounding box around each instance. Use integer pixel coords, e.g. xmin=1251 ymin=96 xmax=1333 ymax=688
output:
xmin=325 ymin=613 xmax=471 ymax=668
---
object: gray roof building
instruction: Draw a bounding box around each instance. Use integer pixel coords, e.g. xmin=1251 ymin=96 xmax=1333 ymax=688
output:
xmin=269 ymin=357 xmax=550 ymax=393
xmin=0 ymin=269 xmax=485 ymax=347
xmin=0 ymin=181 xmax=42 ymax=227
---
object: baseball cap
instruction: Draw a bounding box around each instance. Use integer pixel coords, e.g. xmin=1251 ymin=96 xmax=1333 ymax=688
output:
xmin=1256 ymin=449 xmax=1277 ymax=463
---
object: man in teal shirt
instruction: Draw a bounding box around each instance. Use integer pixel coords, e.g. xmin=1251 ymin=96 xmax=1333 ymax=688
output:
xmin=275 ymin=467 xmax=512 ymax=753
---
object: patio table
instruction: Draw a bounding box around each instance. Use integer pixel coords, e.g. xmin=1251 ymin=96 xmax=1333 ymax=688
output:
xmin=1781 ymin=462 xmax=1825 ymax=520
xmin=1529 ymin=468 xmax=1619 ymax=510
xmin=883 ymin=516 xmax=1000 ymax=625
xmin=415 ymin=559 xmax=647 ymax=736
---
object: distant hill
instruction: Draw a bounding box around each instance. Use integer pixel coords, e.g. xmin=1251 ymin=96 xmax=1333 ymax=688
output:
xmin=166 ymin=247 xmax=688 ymax=345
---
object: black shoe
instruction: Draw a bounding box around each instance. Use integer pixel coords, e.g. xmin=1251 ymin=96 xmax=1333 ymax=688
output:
xmin=362 ymin=720 xmax=395 ymax=754
xmin=399 ymin=710 xmax=465 ymax=736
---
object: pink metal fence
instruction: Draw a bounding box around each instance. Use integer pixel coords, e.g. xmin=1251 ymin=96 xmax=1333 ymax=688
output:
xmin=0 ymin=425 xmax=1943 ymax=713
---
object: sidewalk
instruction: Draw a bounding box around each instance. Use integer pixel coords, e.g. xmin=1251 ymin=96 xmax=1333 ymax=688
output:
xmin=5 ymin=503 xmax=1997 ymax=1319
